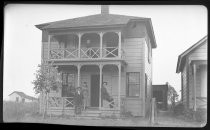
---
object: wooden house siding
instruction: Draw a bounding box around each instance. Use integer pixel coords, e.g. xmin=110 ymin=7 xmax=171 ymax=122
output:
xmin=188 ymin=42 xmax=207 ymax=60
xmin=188 ymin=63 xmax=194 ymax=109
xmin=42 ymin=30 xmax=48 ymax=42
xmin=122 ymin=37 xmax=146 ymax=116
xmin=181 ymin=65 xmax=187 ymax=107
xmin=123 ymin=38 xmax=144 ymax=72
xmin=123 ymin=22 xmax=147 ymax=39
xmin=144 ymin=37 xmax=152 ymax=116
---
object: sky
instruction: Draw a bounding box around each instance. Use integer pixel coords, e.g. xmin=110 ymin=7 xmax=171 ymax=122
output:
xmin=4 ymin=4 xmax=207 ymax=100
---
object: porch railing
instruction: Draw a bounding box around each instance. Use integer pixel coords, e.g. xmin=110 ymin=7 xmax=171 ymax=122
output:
xmin=102 ymin=47 xmax=119 ymax=58
xmin=50 ymin=48 xmax=78 ymax=59
xmin=101 ymin=95 xmax=119 ymax=110
xmin=80 ymin=47 xmax=100 ymax=58
xmin=196 ymin=97 xmax=207 ymax=109
xmin=47 ymin=97 xmax=74 ymax=108
xmin=50 ymin=47 xmax=124 ymax=60
xmin=47 ymin=96 xmax=121 ymax=110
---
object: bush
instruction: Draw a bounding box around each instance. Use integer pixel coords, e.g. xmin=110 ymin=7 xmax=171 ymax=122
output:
xmin=173 ymin=103 xmax=184 ymax=115
xmin=3 ymin=101 xmax=39 ymax=121
xmin=183 ymin=108 xmax=194 ymax=119
xmin=195 ymin=109 xmax=207 ymax=122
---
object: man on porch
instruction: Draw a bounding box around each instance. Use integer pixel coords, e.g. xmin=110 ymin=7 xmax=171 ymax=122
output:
xmin=101 ymin=82 xmax=114 ymax=108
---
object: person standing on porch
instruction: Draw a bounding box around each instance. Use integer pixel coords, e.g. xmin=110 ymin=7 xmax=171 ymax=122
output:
xmin=74 ymin=87 xmax=83 ymax=115
xmin=82 ymin=82 xmax=89 ymax=110
xmin=101 ymin=82 xmax=114 ymax=108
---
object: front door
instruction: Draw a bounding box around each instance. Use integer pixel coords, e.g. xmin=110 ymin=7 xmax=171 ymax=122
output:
xmin=90 ymin=74 xmax=100 ymax=107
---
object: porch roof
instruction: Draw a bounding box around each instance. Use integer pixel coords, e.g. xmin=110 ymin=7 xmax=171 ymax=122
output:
xmin=176 ymin=35 xmax=207 ymax=73
xmin=35 ymin=13 xmax=157 ymax=48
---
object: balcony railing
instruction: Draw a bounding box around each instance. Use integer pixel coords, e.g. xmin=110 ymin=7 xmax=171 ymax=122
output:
xmin=50 ymin=47 xmax=124 ymax=60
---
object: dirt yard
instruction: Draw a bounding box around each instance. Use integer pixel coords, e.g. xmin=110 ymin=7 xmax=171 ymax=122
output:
xmin=4 ymin=111 xmax=205 ymax=127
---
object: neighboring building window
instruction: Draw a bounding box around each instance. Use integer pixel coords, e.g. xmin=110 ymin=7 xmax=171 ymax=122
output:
xmin=126 ymin=72 xmax=140 ymax=97
xmin=22 ymin=98 xmax=25 ymax=103
xmin=16 ymin=97 xmax=19 ymax=102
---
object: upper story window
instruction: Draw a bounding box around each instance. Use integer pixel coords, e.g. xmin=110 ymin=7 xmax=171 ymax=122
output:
xmin=126 ymin=72 xmax=140 ymax=97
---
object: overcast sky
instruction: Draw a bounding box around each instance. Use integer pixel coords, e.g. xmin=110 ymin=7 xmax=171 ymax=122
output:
xmin=4 ymin=4 xmax=207 ymax=100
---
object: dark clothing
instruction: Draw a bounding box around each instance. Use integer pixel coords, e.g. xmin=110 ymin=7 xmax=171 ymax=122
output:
xmin=74 ymin=91 xmax=83 ymax=114
xmin=101 ymin=86 xmax=114 ymax=108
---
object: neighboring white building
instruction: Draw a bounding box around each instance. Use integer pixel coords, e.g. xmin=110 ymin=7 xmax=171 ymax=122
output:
xmin=8 ymin=91 xmax=37 ymax=103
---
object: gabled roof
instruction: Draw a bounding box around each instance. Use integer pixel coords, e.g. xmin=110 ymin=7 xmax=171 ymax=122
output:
xmin=35 ymin=13 xmax=157 ymax=48
xmin=176 ymin=35 xmax=207 ymax=73
xmin=9 ymin=91 xmax=37 ymax=100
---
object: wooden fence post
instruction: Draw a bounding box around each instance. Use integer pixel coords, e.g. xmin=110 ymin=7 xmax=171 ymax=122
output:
xmin=150 ymin=98 xmax=157 ymax=125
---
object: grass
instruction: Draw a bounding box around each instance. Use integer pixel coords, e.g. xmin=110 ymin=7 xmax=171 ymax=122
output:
xmin=3 ymin=101 xmax=205 ymax=127
xmin=3 ymin=101 xmax=40 ymax=122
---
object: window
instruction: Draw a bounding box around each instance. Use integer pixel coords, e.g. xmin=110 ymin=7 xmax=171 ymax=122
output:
xmin=126 ymin=72 xmax=140 ymax=97
xmin=62 ymin=73 xmax=75 ymax=97
xmin=22 ymin=98 xmax=25 ymax=103
xmin=16 ymin=97 xmax=19 ymax=102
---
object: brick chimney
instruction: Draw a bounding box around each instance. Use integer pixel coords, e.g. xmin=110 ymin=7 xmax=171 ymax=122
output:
xmin=101 ymin=5 xmax=109 ymax=14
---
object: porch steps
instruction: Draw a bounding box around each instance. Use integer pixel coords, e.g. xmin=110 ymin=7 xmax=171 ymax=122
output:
xmin=47 ymin=108 xmax=120 ymax=118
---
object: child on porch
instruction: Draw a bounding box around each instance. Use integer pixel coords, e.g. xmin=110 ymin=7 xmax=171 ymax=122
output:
xmin=101 ymin=82 xmax=114 ymax=108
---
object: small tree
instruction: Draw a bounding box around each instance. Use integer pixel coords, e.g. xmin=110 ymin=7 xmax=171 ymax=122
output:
xmin=32 ymin=62 xmax=61 ymax=118
xmin=167 ymin=84 xmax=179 ymax=110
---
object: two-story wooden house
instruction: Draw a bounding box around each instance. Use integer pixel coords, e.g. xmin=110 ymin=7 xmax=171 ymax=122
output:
xmin=35 ymin=5 xmax=157 ymax=117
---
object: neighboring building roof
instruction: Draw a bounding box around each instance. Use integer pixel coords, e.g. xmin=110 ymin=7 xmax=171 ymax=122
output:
xmin=35 ymin=13 xmax=157 ymax=48
xmin=176 ymin=36 xmax=207 ymax=73
xmin=8 ymin=91 xmax=37 ymax=101
xmin=152 ymin=84 xmax=169 ymax=90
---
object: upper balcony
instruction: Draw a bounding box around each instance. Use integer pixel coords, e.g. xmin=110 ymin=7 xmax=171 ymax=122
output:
xmin=47 ymin=31 xmax=124 ymax=61
xmin=50 ymin=47 xmax=125 ymax=60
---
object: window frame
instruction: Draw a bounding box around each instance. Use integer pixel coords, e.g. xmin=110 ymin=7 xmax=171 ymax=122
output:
xmin=126 ymin=72 xmax=140 ymax=98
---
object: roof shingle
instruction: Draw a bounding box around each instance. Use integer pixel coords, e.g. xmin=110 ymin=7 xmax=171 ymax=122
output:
xmin=36 ymin=14 xmax=149 ymax=29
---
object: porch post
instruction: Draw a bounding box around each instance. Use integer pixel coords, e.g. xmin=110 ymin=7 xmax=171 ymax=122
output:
xmin=99 ymin=64 xmax=103 ymax=110
xmin=48 ymin=35 xmax=51 ymax=60
xmin=193 ymin=63 xmax=197 ymax=111
xmin=78 ymin=33 xmax=82 ymax=58
xmin=99 ymin=32 xmax=103 ymax=58
xmin=118 ymin=31 xmax=122 ymax=58
xmin=77 ymin=64 xmax=81 ymax=87
xmin=118 ymin=63 xmax=121 ymax=110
